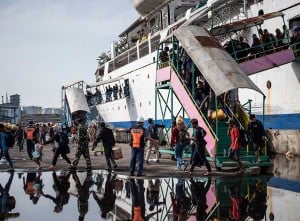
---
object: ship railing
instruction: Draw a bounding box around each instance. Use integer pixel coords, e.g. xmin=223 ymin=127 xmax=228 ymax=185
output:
xmin=227 ymin=36 xmax=293 ymax=63
xmin=158 ymin=61 xmax=171 ymax=69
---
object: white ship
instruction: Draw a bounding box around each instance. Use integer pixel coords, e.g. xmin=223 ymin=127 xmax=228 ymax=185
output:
xmin=63 ymin=0 xmax=300 ymax=157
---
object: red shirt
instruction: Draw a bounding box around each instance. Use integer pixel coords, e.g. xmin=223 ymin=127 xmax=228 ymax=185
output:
xmin=229 ymin=126 xmax=241 ymax=149
xmin=170 ymin=127 xmax=179 ymax=147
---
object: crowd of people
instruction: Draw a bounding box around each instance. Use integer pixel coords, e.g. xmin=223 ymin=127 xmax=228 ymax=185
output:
xmin=86 ymin=80 xmax=130 ymax=107
xmin=224 ymin=25 xmax=300 ymax=62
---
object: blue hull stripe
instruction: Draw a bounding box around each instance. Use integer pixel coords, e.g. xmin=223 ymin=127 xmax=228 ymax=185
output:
xmin=256 ymin=113 xmax=300 ymax=130
xmin=108 ymin=113 xmax=300 ymax=130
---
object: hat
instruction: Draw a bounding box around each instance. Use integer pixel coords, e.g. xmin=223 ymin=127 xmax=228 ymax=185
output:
xmin=136 ymin=116 xmax=144 ymax=123
xmin=29 ymin=121 xmax=34 ymax=125
xmin=100 ymin=122 xmax=106 ymax=127
xmin=227 ymin=118 xmax=235 ymax=124
xmin=190 ymin=118 xmax=198 ymax=124
xmin=148 ymin=118 xmax=153 ymax=124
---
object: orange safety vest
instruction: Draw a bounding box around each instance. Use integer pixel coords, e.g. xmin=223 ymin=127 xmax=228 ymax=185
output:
xmin=131 ymin=128 xmax=144 ymax=148
xmin=25 ymin=127 xmax=35 ymax=140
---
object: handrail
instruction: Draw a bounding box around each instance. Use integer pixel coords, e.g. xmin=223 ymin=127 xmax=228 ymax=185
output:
xmin=169 ymin=63 xmax=218 ymax=141
xmin=222 ymin=99 xmax=245 ymax=130
xmin=228 ymin=37 xmax=293 ymax=63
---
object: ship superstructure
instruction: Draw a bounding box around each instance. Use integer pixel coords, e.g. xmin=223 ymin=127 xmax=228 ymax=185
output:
xmin=62 ymin=0 xmax=300 ymax=157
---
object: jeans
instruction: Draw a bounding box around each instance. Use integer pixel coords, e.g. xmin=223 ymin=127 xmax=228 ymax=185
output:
xmin=129 ymin=147 xmax=144 ymax=175
xmin=175 ymin=143 xmax=185 ymax=169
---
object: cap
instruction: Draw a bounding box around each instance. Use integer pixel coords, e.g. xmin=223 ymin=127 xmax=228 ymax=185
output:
xmin=136 ymin=116 xmax=144 ymax=123
xmin=227 ymin=118 xmax=235 ymax=124
xmin=190 ymin=118 xmax=198 ymax=124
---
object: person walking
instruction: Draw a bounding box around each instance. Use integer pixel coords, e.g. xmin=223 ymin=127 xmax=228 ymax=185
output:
xmin=188 ymin=118 xmax=211 ymax=176
xmin=175 ymin=117 xmax=189 ymax=170
xmin=145 ymin=118 xmax=161 ymax=164
xmin=32 ymin=138 xmax=43 ymax=171
xmin=227 ymin=118 xmax=244 ymax=173
xmin=69 ymin=113 xmax=91 ymax=170
xmin=16 ymin=124 xmax=24 ymax=152
xmin=93 ymin=122 xmax=117 ymax=170
xmin=248 ymin=114 xmax=266 ymax=162
xmin=129 ymin=116 xmax=147 ymax=176
xmin=0 ymin=123 xmax=14 ymax=171
xmin=24 ymin=121 xmax=37 ymax=160
xmin=44 ymin=126 xmax=72 ymax=170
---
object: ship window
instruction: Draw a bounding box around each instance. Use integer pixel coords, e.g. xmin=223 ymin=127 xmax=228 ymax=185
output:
xmin=132 ymin=79 xmax=134 ymax=83
xmin=118 ymin=106 xmax=120 ymax=110
xmin=266 ymin=80 xmax=271 ymax=89
xmin=125 ymin=105 xmax=126 ymax=110
xmin=147 ymin=74 xmax=150 ymax=79
xmin=132 ymin=103 xmax=134 ymax=107
xmin=140 ymin=102 xmax=142 ymax=107
xmin=149 ymin=101 xmax=151 ymax=105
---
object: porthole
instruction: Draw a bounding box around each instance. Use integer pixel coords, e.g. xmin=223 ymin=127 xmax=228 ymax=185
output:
xmin=266 ymin=80 xmax=271 ymax=89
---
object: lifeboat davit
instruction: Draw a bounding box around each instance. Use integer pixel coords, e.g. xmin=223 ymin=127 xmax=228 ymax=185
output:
xmin=130 ymin=0 xmax=170 ymax=16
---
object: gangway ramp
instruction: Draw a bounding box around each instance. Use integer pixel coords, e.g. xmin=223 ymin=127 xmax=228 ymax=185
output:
xmin=65 ymin=87 xmax=90 ymax=114
xmin=156 ymin=66 xmax=216 ymax=158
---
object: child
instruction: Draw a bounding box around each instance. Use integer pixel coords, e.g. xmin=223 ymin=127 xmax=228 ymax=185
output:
xmin=32 ymin=138 xmax=43 ymax=171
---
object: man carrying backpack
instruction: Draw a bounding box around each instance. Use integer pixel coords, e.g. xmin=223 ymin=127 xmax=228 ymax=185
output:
xmin=44 ymin=126 xmax=72 ymax=170
xmin=188 ymin=118 xmax=211 ymax=176
xmin=145 ymin=118 xmax=162 ymax=164
xmin=0 ymin=123 xmax=14 ymax=171
xmin=248 ymin=114 xmax=266 ymax=163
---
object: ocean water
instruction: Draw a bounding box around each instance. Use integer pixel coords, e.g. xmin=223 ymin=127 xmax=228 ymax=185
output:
xmin=0 ymin=154 xmax=299 ymax=221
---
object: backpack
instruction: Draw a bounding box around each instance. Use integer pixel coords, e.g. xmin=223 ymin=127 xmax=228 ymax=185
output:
xmin=59 ymin=132 xmax=69 ymax=147
xmin=5 ymin=131 xmax=16 ymax=147
xmin=148 ymin=124 xmax=158 ymax=140
xmin=179 ymin=129 xmax=190 ymax=147
xmin=239 ymin=129 xmax=249 ymax=147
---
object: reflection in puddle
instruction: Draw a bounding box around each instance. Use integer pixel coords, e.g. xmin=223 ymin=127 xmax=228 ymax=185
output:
xmin=1 ymin=155 xmax=300 ymax=220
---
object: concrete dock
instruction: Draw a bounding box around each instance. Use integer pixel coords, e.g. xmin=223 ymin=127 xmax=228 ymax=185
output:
xmin=0 ymin=142 xmax=254 ymax=178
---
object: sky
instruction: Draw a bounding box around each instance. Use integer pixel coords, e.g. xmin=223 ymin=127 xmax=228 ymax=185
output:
xmin=0 ymin=0 xmax=139 ymax=108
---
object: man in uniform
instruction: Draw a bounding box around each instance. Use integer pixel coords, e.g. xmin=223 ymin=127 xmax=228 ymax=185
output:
xmin=24 ymin=121 xmax=36 ymax=160
xmin=69 ymin=112 xmax=91 ymax=170
xmin=129 ymin=117 xmax=147 ymax=176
